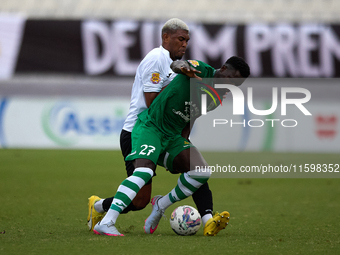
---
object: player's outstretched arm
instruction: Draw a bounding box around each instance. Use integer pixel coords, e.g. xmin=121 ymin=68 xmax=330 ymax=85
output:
xmin=170 ymin=61 xmax=202 ymax=80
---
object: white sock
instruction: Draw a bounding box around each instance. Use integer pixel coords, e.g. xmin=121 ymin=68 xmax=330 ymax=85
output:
xmin=94 ymin=199 xmax=105 ymax=213
xmin=158 ymin=194 xmax=173 ymax=210
xmin=202 ymin=213 xmax=213 ymax=226
xmin=100 ymin=167 xmax=154 ymax=225
xmin=100 ymin=209 xmax=120 ymax=225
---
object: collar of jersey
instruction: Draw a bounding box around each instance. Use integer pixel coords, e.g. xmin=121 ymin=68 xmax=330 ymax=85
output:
xmin=160 ymin=45 xmax=172 ymax=60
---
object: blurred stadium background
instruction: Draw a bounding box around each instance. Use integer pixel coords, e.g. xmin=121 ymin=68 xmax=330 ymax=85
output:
xmin=1 ymin=0 xmax=340 ymax=22
xmin=0 ymin=0 xmax=339 ymax=153
xmin=1 ymin=2 xmax=340 ymax=254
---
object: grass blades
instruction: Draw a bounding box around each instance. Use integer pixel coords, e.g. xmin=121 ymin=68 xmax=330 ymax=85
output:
xmin=0 ymin=149 xmax=339 ymax=254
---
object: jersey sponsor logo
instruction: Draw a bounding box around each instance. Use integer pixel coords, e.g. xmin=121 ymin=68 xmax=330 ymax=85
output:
xmin=172 ymin=109 xmax=190 ymax=122
xmin=150 ymin=73 xmax=161 ymax=84
xmin=188 ymin=60 xmax=199 ymax=67
xmin=41 ymin=102 xmax=125 ymax=147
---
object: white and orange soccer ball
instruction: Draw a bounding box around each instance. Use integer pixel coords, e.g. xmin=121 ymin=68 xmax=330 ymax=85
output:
xmin=170 ymin=205 xmax=201 ymax=236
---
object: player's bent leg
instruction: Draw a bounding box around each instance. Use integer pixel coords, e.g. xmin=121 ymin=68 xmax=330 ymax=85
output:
xmin=131 ymin=183 xmax=152 ymax=209
xmin=173 ymin=147 xmax=230 ymax=236
xmin=96 ymin=164 xmax=155 ymax=236
xmin=144 ymin=168 xmax=211 ymax=234
xmin=144 ymin=148 xmax=211 ymax=234
xmin=104 ymin=185 xmax=151 ymax=214
xmin=101 ymin=184 xmax=152 ymax=214
xmin=98 ymin=155 xmax=152 ymax=214
xmin=172 ymin=148 xmax=212 ymax=205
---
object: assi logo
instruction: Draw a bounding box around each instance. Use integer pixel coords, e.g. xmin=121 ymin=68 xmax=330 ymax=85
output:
xmin=42 ymin=102 xmax=125 ymax=146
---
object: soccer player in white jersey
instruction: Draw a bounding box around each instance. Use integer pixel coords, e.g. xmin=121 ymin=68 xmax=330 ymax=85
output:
xmin=88 ymin=18 xmax=228 ymax=236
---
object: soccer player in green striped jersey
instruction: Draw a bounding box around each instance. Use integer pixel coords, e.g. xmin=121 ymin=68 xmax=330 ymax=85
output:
xmin=93 ymin=56 xmax=250 ymax=236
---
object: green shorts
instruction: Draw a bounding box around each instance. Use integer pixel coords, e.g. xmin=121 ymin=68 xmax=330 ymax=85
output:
xmin=125 ymin=119 xmax=195 ymax=173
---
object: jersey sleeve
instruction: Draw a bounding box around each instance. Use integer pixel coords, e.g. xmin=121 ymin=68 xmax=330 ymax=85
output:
xmin=187 ymin=60 xmax=216 ymax=78
xmin=141 ymin=57 xmax=170 ymax=93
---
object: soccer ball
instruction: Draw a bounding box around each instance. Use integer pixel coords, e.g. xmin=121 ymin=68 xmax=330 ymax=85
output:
xmin=170 ymin=205 xmax=201 ymax=236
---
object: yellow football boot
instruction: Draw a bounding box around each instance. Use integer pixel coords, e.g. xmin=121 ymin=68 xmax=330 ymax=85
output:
xmin=87 ymin=195 xmax=105 ymax=231
xmin=204 ymin=211 xmax=230 ymax=236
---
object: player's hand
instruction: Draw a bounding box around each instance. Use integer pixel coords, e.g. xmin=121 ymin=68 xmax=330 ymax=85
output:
xmin=180 ymin=66 xmax=202 ymax=80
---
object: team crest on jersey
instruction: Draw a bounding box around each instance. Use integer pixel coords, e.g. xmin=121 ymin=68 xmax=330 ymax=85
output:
xmin=150 ymin=73 xmax=161 ymax=84
xmin=188 ymin=60 xmax=199 ymax=67
xmin=184 ymin=141 xmax=190 ymax=145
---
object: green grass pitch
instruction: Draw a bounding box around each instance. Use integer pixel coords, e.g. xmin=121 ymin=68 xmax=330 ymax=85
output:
xmin=0 ymin=149 xmax=339 ymax=254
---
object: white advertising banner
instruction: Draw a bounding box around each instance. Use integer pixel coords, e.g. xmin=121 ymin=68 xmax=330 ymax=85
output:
xmin=0 ymin=97 xmax=129 ymax=149
xmin=0 ymin=94 xmax=339 ymax=153
xmin=190 ymin=101 xmax=340 ymax=153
